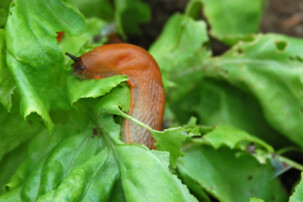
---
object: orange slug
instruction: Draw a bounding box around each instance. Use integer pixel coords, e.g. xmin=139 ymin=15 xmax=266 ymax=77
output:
xmin=66 ymin=43 xmax=166 ymax=149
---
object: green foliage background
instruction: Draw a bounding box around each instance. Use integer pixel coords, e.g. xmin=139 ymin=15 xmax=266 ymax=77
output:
xmin=1 ymin=0 xmax=303 ymax=201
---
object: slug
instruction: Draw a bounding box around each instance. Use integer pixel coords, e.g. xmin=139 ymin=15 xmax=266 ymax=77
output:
xmin=66 ymin=43 xmax=165 ymax=149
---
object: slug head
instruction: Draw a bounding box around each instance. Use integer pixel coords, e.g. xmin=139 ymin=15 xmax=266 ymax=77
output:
xmin=66 ymin=44 xmax=159 ymax=80
xmin=65 ymin=52 xmax=88 ymax=78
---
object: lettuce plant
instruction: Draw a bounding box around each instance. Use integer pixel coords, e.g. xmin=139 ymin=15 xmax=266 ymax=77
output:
xmin=1 ymin=0 xmax=303 ymax=201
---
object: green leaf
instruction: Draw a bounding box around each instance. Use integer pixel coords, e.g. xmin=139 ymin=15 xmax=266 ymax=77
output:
xmin=2 ymin=109 xmax=118 ymax=200
xmin=289 ymin=173 xmax=303 ymax=202
xmin=6 ymin=53 xmax=55 ymax=131
xmin=0 ymin=29 xmax=15 ymax=111
xmin=149 ymin=13 xmax=210 ymax=71
xmin=174 ymin=141 xmax=212 ymax=201
xmin=152 ymin=128 xmax=192 ymax=167
xmin=148 ymin=14 xmax=211 ymax=135
xmin=4 ymin=1 xmax=303 ymax=200
xmin=95 ymin=84 xmax=131 ymax=115
xmin=177 ymin=145 xmax=288 ymax=202
xmin=116 ymin=145 xmax=197 ymax=202
xmin=178 ymin=170 xmax=210 ymax=202
xmin=0 ymin=96 xmax=42 ymax=162
xmin=5 ymin=0 xmax=86 ymax=131
xmin=0 ymin=187 xmax=21 ymax=201
xmin=149 ymin=13 xmax=210 ymax=89
xmin=68 ymin=75 xmax=128 ymax=104
xmin=201 ymin=34 xmax=303 ymax=148
xmin=186 ymin=0 xmax=264 ymax=44
xmin=37 ymin=147 xmax=120 ymax=202
xmin=200 ymin=124 xmax=277 ymax=164
xmin=1 ymin=78 xmax=196 ymax=201
xmin=34 ymin=144 xmax=197 ymax=202
xmin=74 ymin=0 xmax=114 ymax=21
xmin=164 ymin=33 xmax=303 ymax=148
xmin=203 ymin=124 xmax=274 ymax=153
xmin=0 ymin=9 xmax=7 ymax=28
xmin=3 ymin=107 xmax=90 ymax=192
xmin=0 ymin=0 xmax=11 ymax=28
xmin=149 ymin=14 xmax=290 ymax=149
xmin=250 ymin=197 xmax=264 ymax=202
xmin=169 ymin=79 xmax=292 ymax=148
xmin=0 ymin=142 xmax=28 ymax=192
xmin=1 ymin=108 xmax=196 ymax=202
xmin=114 ymin=0 xmax=151 ymax=36
xmin=149 ymin=13 xmax=291 ymax=148
xmin=11 ymin=129 xmax=102 ymax=201
xmin=61 ymin=17 xmax=109 ymax=63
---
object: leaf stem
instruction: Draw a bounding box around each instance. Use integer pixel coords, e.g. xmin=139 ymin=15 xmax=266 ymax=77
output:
xmin=276 ymin=146 xmax=303 ymax=155
xmin=118 ymin=109 xmax=156 ymax=132
xmin=271 ymin=155 xmax=303 ymax=171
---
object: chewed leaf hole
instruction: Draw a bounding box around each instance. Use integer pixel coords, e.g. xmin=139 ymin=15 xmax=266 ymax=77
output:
xmin=4 ymin=185 xmax=10 ymax=192
xmin=236 ymin=48 xmax=244 ymax=55
xmin=275 ymin=40 xmax=288 ymax=52
xmin=289 ymin=55 xmax=303 ymax=63
xmin=242 ymin=35 xmax=256 ymax=43
xmin=296 ymin=56 xmax=303 ymax=62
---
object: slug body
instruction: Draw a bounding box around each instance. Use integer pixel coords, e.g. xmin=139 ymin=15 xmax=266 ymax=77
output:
xmin=71 ymin=44 xmax=165 ymax=149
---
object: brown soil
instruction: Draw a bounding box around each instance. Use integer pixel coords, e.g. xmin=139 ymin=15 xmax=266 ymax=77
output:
xmin=261 ymin=0 xmax=303 ymax=38
xmin=128 ymin=0 xmax=188 ymax=49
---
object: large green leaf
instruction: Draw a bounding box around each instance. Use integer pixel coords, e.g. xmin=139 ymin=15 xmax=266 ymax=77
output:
xmin=114 ymin=0 xmax=151 ymax=36
xmin=22 ymin=131 xmax=102 ymax=201
xmin=289 ymin=173 xmax=303 ymax=202
xmin=68 ymin=75 xmax=128 ymax=104
xmin=0 ymin=95 xmax=42 ymax=162
xmin=149 ymin=13 xmax=210 ymax=107
xmin=169 ymin=78 xmax=292 ymax=148
xmin=149 ymin=13 xmax=210 ymax=90
xmin=0 ymin=29 xmax=15 ymax=111
xmin=2 ymin=113 xmax=90 ymax=193
xmin=74 ymin=0 xmax=150 ymax=38
xmin=0 ymin=141 xmax=28 ymax=193
xmin=0 ymin=0 xmax=11 ymax=28
xmin=117 ymin=145 xmax=197 ymax=202
xmin=201 ymin=34 xmax=303 ymax=147
xmin=186 ymin=0 xmax=264 ymax=44
xmin=3 ymin=1 xmax=303 ymax=200
xmin=178 ymin=170 xmax=210 ymax=202
xmin=202 ymin=124 xmax=274 ymax=153
xmin=153 ymin=18 xmax=303 ymax=148
xmin=2 ymin=81 xmax=93 ymax=192
xmin=177 ymin=144 xmax=288 ymax=202
xmin=1 ymin=88 xmax=197 ymax=201
xmin=250 ymin=197 xmax=265 ymax=202
xmin=37 ymin=146 xmax=121 ymax=202
xmin=60 ymin=17 xmax=109 ymax=64
xmin=0 ymin=188 xmax=21 ymax=201
xmin=74 ymin=0 xmax=114 ymax=21
xmin=149 ymin=13 xmax=292 ymax=148
xmin=5 ymin=0 xmax=86 ymax=131
xmin=194 ymin=124 xmax=295 ymax=167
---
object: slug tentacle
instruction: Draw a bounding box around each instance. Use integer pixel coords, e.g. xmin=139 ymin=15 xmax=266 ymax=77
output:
xmin=65 ymin=52 xmax=79 ymax=62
